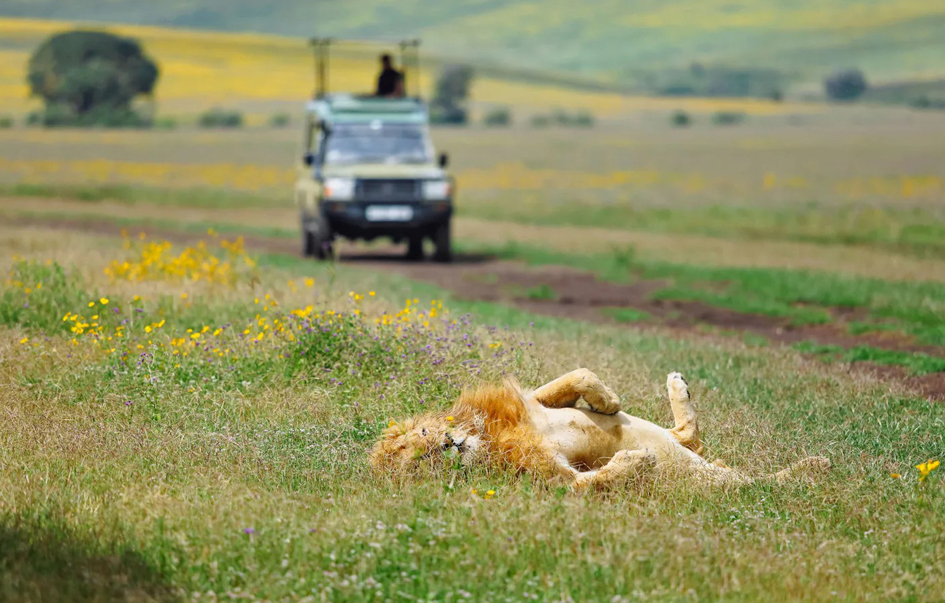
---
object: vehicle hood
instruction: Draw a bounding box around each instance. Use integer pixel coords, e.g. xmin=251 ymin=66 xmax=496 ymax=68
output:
xmin=321 ymin=164 xmax=447 ymax=179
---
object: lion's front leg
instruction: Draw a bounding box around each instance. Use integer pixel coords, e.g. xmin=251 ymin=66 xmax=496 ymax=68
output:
xmin=531 ymin=368 xmax=621 ymax=415
xmin=666 ymin=372 xmax=703 ymax=456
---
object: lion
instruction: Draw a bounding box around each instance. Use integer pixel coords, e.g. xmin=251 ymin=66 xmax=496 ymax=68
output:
xmin=370 ymin=369 xmax=830 ymax=490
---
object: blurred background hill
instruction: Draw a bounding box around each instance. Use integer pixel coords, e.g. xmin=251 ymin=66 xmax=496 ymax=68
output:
xmin=4 ymin=0 xmax=945 ymax=92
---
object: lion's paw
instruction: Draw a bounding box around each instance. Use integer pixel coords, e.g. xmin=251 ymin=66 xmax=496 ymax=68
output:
xmin=666 ymin=372 xmax=690 ymax=403
xmin=611 ymin=449 xmax=657 ymax=468
xmin=589 ymin=383 xmax=622 ymax=415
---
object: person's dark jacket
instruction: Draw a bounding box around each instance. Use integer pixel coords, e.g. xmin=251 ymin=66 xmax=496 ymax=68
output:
xmin=376 ymin=68 xmax=403 ymax=96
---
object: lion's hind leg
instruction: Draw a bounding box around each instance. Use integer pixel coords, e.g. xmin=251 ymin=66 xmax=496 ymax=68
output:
xmin=666 ymin=372 xmax=703 ymax=456
xmin=573 ymin=449 xmax=656 ymax=492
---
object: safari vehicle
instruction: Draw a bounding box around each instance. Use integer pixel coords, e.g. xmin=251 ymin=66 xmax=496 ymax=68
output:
xmin=297 ymin=39 xmax=454 ymax=262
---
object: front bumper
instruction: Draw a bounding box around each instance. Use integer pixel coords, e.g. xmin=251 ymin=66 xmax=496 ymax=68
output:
xmin=323 ymin=200 xmax=452 ymax=240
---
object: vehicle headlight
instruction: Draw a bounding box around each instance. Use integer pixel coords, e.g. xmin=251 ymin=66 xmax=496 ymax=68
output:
xmin=422 ymin=180 xmax=452 ymax=201
xmin=324 ymin=177 xmax=355 ymax=201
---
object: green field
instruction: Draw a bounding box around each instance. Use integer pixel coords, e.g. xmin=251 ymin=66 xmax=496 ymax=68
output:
xmin=3 ymin=19 xmax=945 ymax=597
xmin=5 ymin=0 xmax=945 ymax=89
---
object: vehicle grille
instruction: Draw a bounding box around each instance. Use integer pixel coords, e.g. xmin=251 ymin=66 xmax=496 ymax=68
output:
xmin=358 ymin=179 xmax=420 ymax=201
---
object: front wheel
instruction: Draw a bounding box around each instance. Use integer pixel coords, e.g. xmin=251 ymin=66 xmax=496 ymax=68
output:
xmin=406 ymin=236 xmax=425 ymax=261
xmin=302 ymin=215 xmax=333 ymax=260
xmin=433 ymin=221 xmax=452 ymax=263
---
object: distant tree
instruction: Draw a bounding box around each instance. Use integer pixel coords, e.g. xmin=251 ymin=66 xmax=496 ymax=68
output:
xmin=483 ymin=106 xmax=512 ymax=127
xmin=824 ymin=69 xmax=868 ymax=101
xmin=430 ymin=64 xmax=473 ymax=125
xmin=27 ymin=30 xmax=158 ymax=125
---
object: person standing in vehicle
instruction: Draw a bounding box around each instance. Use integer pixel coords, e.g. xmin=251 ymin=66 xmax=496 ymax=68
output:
xmin=376 ymin=54 xmax=405 ymax=97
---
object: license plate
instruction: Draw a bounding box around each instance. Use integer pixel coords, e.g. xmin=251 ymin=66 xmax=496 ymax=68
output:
xmin=365 ymin=205 xmax=413 ymax=221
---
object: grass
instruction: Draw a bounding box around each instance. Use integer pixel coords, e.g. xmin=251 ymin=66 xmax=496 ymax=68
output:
xmin=523 ymin=284 xmax=557 ymax=301
xmin=7 ymin=199 xmax=945 ymax=351
xmin=460 ymin=199 xmax=945 ymax=260
xmin=0 ymin=182 xmax=280 ymax=208
xmin=466 ymin=240 xmax=945 ymax=345
xmin=1 ymin=225 xmax=944 ymax=601
xmin=5 ymin=3 xmax=945 ymax=89
xmin=605 ymin=307 xmax=651 ymax=323
xmin=0 ymin=17 xmax=676 ymax=119
xmin=794 ymin=341 xmax=945 ymax=375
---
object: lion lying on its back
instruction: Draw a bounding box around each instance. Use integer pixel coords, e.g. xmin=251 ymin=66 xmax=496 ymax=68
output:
xmin=370 ymin=369 xmax=830 ymax=490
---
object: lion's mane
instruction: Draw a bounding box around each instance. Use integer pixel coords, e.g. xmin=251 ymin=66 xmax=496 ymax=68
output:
xmin=369 ymin=380 xmax=563 ymax=479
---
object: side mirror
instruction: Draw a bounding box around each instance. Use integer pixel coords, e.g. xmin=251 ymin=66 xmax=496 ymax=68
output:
xmin=438 ymin=152 xmax=449 ymax=168
xmin=304 ymin=152 xmax=315 ymax=166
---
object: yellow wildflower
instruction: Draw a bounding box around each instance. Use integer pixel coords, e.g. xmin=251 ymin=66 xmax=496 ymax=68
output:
xmin=446 ymin=416 xmax=454 ymax=422
xmin=917 ymin=459 xmax=940 ymax=482
xmin=19 ymin=337 xmax=28 ymax=344
xmin=99 ymin=297 xmax=109 ymax=305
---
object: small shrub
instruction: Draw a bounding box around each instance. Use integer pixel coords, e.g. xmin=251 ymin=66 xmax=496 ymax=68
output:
xmin=671 ymin=110 xmax=691 ymax=127
xmin=429 ymin=105 xmax=467 ymax=125
xmin=712 ymin=111 xmax=745 ymax=126
xmin=30 ymin=105 xmax=151 ymax=128
xmin=269 ymin=112 xmax=291 ymax=128
xmin=529 ymin=110 xmax=594 ymax=128
xmin=153 ymin=117 xmax=177 ymax=130
xmin=911 ymin=96 xmax=945 ymax=110
xmin=482 ymin=107 xmax=512 ymax=127
xmin=198 ymin=108 xmax=243 ymax=129
xmin=0 ymin=116 xmax=13 ymax=129
xmin=570 ymin=111 xmax=595 ymax=128
xmin=525 ymin=284 xmax=556 ymax=301
xmin=824 ymin=69 xmax=868 ymax=101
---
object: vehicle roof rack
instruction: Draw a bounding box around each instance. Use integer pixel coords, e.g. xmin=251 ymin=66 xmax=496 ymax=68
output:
xmin=309 ymin=38 xmax=422 ymax=100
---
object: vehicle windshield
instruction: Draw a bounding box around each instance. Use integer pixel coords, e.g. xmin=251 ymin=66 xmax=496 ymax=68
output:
xmin=322 ymin=123 xmax=432 ymax=165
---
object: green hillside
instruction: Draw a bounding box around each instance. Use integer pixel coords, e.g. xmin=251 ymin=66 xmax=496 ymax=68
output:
xmin=4 ymin=0 xmax=945 ymax=87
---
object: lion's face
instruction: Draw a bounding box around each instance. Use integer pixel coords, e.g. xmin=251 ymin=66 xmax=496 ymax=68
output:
xmin=370 ymin=416 xmax=481 ymax=472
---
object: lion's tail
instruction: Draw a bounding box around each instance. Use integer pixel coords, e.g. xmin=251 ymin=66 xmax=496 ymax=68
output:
xmin=770 ymin=456 xmax=832 ymax=483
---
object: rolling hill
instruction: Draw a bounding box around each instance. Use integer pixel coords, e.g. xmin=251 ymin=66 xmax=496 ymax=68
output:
xmin=3 ymin=0 xmax=945 ymax=88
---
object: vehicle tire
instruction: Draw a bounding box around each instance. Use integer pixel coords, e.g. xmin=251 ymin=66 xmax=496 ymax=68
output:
xmin=433 ymin=221 xmax=452 ymax=263
xmin=406 ymin=236 xmax=425 ymax=261
xmin=301 ymin=216 xmax=316 ymax=258
xmin=303 ymin=214 xmax=333 ymax=260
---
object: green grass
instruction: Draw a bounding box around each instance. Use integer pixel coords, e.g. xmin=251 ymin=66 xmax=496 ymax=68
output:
xmin=794 ymin=341 xmax=945 ymax=375
xmin=2 ymin=229 xmax=945 ymax=601
xmin=10 ymin=203 xmax=945 ymax=349
xmin=459 ymin=201 xmax=945 ymax=260
xmin=464 ymin=240 xmax=945 ymax=345
xmin=523 ymin=284 xmax=557 ymax=301
xmin=605 ymin=307 xmax=651 ymax=323
xmin=0 ymin=182 xmax=280 ymax=209
xmin=11 ymin=183 xmax=945 ymax=260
